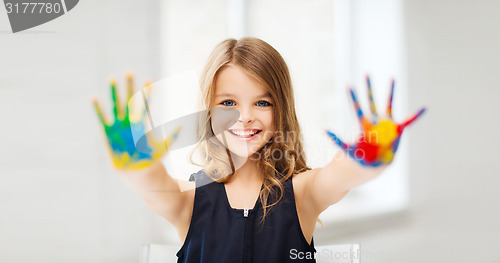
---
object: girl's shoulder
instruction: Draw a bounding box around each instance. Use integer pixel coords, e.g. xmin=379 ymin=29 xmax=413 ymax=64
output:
xmin=291 ymin=168 xmax=321 ymax=202
xmin=291 ymin=167 xmax=320 ymax=184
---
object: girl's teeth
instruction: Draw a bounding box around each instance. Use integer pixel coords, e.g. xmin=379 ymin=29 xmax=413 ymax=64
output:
xmin=230 ymin=130 xmax=259 ymax=137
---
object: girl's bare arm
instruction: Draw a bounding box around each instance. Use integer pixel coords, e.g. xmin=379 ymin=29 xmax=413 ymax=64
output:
xmin=118 ymin=161 xmax=194 ymax=226
xmin=306 ymin=152 xmax=388 ymax=214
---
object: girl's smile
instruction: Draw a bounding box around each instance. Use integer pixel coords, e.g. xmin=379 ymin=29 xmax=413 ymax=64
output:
xmin=227 ymin=128 xmax=262 ymax=140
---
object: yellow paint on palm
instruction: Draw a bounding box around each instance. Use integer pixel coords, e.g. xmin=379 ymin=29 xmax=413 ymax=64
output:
xmin=368 ymin=118 xmax=398 ymax=146
xmin=380 ymin=149 xmax=395 ymax=163
xmin=111 ymin=152 xmax=154 ymax=170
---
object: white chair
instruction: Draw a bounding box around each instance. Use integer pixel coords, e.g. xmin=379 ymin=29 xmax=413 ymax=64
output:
xmin=139 ymin=244 xmax=180 ymax=263
xmin=314 ymin=243 xmax=360 ymax=263
xmin=139 ymin=243 xmax=360 ymax=263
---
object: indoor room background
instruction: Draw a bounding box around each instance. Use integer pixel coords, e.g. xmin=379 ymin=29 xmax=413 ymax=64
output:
xmin=0 ymin=0 xmax=499 ymax=262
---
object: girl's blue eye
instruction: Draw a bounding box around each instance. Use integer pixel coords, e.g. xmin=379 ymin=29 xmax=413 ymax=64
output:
xmin=256 ymin=100 xmax=271 ymax=107
xmin=220 ymin=100 xmax=271 ymax=107
xmin=221 ymin=100 xmax=235 ymax=106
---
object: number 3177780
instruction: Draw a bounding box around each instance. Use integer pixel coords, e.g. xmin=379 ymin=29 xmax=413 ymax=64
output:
xmin=5 ymin=2 xmax=62 ymax=14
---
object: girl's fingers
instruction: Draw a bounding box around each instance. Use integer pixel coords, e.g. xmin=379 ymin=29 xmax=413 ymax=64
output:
xmin=138 ymin=108 xmax=148 ymax=122
xmin=141 ymin=81 xmax=156 ymax=128
xmin=399 ymin=107 xmax=426 ymax=131
xmin=366 ymin=75 xmax=378 ymax=119
xmin=326 ymin=130 xmax=350 ymax=151
xmin=349 ymin=87 xmax=365 ymax=121
xmin=92 ymin=98 xmax=109 ymax=128
xmin=142 ymin=81 xmax=153 ymax=98
xmin=126 ymin=73 xmax=134 ymax=101
xmin=387 ymin=79 xmax=395 ymax=119
xmin=348 ymin=87 xmax=371 ymax=129
xmin=111 ymin=80 xmax=123 ymax=120
xmin=392 ymin=136 xmax=402 ymax=153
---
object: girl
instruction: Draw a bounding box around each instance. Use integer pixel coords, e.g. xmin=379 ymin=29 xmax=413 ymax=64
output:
xmin=92 ymin=37 xmax=425 ymax=262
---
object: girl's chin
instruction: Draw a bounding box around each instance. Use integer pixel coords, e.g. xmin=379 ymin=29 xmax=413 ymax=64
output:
xmin=215 ymin=134 xmax=267 ymax=160
xmin=225 ymin=147 xmax=261 ymax=160
xmin=227 ymin=149 xmax=254 ymax=158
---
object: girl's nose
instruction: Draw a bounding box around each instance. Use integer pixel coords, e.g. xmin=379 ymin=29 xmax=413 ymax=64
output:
xmin=238 ymin=107 xmax=254 ymax=124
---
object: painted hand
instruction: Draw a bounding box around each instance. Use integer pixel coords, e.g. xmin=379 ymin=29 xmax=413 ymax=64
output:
xmin=326 ymin=76 xmax=426 ymax=167
xmin=92 ymin=74 xmax=180 ymax=170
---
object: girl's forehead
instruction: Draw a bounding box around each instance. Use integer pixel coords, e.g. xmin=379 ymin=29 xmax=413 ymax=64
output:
xmin=214 ymin=65 xmax=270 ymax=97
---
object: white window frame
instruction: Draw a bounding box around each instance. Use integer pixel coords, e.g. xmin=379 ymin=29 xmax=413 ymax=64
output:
xmin=314 ymin=0 xmax=410 ymax=241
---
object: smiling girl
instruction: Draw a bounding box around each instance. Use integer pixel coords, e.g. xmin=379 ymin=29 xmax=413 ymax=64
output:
xmin=93 ymin=37 xmax=425 ymax=263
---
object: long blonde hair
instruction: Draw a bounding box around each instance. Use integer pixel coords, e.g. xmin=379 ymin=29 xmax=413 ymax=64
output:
xmin=190 ymin=37 xmax=310 ymax=225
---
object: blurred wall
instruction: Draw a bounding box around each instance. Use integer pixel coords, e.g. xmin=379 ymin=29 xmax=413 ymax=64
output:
xmin=0 ymin=1 xmax=165 ymax=262
xmin=321 ymin=0 xmax=500 ymax=262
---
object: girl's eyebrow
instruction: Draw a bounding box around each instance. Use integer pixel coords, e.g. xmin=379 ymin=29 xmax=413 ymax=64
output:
xmin=215 ymin=93 xmax=272 ymax=99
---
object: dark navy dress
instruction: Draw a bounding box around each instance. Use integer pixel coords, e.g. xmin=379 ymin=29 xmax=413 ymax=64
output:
xmin=176 ymin=170 xmax=317 ymax=263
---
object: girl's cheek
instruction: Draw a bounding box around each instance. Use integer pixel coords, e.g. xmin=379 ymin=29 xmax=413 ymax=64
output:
xmin=259 ymin=110 xmax=274 ymax=126
xmin=214 ymin=133 xmax=225 ymax=145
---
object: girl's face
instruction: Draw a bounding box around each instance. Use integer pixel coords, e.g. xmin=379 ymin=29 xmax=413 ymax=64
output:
xmin=212 ymin=64 xmax=275 ymax=159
